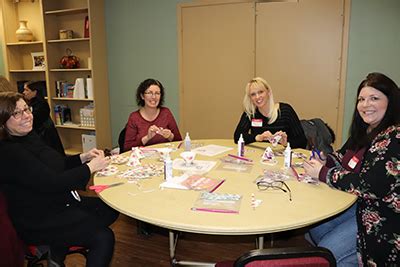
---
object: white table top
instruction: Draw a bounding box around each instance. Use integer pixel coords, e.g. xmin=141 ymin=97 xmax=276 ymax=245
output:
xmin=95 ymin=139 xmax=356 ymax=235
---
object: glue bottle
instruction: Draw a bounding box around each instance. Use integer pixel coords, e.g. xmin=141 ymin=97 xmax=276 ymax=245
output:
xmin=284 ymin=142 xmax=292 ymax=168
xmin=164 ymin=153 xmax=173 ymax=181
xmin=184 ymin=132 xmax=191 ymax=151
xmin=237 ymin=134 xmax=245 ymax=157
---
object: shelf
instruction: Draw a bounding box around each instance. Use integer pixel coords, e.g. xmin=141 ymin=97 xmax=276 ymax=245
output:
xmin=53 ymin=97 xmax=93 ymax=101
xmin=9 ymin=69 xmax=45 ymax=73
xmin=56 ymin=124 xmax=95 ymax=130
xmin=45 ymin=7 xmax=88 ymax=16
xmin=47 ymin=38 xmax=90 ymax=43
xmin=6 ymin=41 xmax=43 ymax=46
xmin=50 ymin=68 xmax=91 ymax=72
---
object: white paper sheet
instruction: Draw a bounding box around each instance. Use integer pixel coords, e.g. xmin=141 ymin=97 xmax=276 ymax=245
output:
xmin=191 ymin=144 xmax=233 ymax=157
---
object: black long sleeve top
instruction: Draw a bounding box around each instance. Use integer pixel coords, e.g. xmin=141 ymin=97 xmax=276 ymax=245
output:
xmin=0 ymin=132 xmax=90 ymax=238
xmin=233 ymin=102 xmax=307 ymax=149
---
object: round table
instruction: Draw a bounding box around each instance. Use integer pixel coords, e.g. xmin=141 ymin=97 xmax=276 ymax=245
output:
xmin=94 ymin=139 xmax=356 ymax=264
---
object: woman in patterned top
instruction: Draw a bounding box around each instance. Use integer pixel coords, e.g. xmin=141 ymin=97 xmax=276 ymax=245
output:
xmin=234 ymin=77 xmax=306 ymax=148
xmin=305 ymin=72 xmax=400 ymax=265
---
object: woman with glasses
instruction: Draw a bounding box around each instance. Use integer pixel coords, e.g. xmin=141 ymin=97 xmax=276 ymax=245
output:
xmin=23 ymin=81 xmax=65 ymax=155
xmin=0 ymin=92 xmax=119 ymax=267
xmin=234 ymin=77 xmax=307 ymax=148
xmin=304 ymin=73 xmax=400 ymax=266
xmin=123 ymin=78 xmax=182 ymax=151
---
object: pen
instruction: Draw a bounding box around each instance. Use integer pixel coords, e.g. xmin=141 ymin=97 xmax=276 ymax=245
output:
xmin=177 ymin=142 xmax=182 ymax=149
xmin=209 ymin=179 xmax=225 ymax=193
xmin=192 ymin=207 xmax=238 ymax=214
xmin=227 ymin=154 xmax=253 ymax=162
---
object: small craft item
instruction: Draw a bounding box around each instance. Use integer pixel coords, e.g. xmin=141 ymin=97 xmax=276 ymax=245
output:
xmin=119 ymin=164 xmax=164 ymax=181
xmin=95 ymin=165 xmax=119 ymax=177
xmin=251 ymin=193 xmax=262 ymax=209
xmin=257 ymin=169 xmax=292 ymax=183
xmin=180 ymin=151 xmax=196 ymax=166
xmin=59 ymin=48 xmax=80 ymax=69
xmin=127 ymin=147 xmax=145 ymax=167
xmin=89 ymin=182 xmax=124 ymax=193
xmin=158 ymin=147 xmax=173 ymax=161
xmin=111 ymin=155 xmax=129 ymax=165
xmin=260 ymin=147 xmax=277 ymax=165
xmin=268 ymin=135 xmax=281 ymax=147
xmin=192 ymin=192 xmax=242 ymax=214
xmin=292 ymin=152 xmax=308 ymax=160
xmin=220 ymin=155 xmax=253 ymax=165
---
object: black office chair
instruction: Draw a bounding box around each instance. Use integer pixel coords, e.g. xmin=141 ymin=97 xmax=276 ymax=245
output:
xmin=118 ymin=126 xmax=127 ymax=153
xmin=216 ymin=246 xmax=336 ymax=267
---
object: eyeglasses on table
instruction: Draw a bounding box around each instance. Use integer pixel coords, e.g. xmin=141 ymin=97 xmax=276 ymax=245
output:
xmin=256 ymin=180 xmax=292 ymax=201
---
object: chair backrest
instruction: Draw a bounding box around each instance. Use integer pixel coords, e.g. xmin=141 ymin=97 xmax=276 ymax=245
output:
xmin=0 ymin=191 xmax=25 ymax=267
xmin=234 ymin=246 xmax=336 ymax=267
xmin=118 ymin=126 xmax=127 ymax=153
xmin=300 ymin=118 xmax=335 ymax=155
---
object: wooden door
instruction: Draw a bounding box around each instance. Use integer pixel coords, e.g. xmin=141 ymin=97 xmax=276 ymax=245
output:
xmin=255 ymin=0 xmax=347 ymax=142
xmin=179 ymin=2 xmax=255 ymax=139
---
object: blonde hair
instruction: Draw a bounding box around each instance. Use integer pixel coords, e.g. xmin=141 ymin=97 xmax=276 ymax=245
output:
xmin=243 ymin=77 xmax=279 ymax=124
xmin=0 ymin=76 xmax=16 ymax=93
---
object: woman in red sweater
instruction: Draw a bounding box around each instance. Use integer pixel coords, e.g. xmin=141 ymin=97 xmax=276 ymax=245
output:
xmin=123 ymin=78 xmax=182 ymax=151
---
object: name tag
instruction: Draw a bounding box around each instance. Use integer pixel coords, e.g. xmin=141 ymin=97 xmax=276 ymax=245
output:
xmin=251 ymin=119 xmax=263 ymax=127
xmin=348 ymin=156 xmax=359 ymax=170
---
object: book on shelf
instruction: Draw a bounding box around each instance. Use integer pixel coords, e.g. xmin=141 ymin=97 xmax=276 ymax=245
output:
xmin=54 ymin=105 xmax=71 ymax=125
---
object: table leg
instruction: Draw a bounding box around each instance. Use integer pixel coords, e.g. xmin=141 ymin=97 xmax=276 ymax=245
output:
xmin=169 ymin=230 xmax=176 ymax=259
xmin=257 ymin=235 xmax=264 ymax=249
xmin=168 ymin=230 xmax=218 ymax=266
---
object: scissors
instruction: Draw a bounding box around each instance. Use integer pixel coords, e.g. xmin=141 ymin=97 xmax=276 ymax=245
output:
xmin=89 ymin=182 xmax=124 ymax=193
xmin=309 ymin=148 xmax=325 ymax=161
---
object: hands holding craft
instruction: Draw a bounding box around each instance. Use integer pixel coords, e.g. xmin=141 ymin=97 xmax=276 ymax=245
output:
xmin=80 ymin=148 xmax=111 ymax=173
xmin=255 ymin=130 xmax=288 ymax=146
xmin=147 ymin=125 xmax=174 ymax=140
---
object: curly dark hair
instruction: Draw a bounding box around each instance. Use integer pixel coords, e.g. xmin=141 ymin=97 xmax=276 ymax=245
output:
xmin=135 ymin=78 xmax=165 ymax=107
xmin=347 ymin=72 xmax=400 ymax=150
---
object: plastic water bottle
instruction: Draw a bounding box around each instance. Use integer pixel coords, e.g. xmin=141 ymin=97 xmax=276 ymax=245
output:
xmin=184 ymin=132 xmax=191 ymax=151
xmin=237 ymin=134 xmax=245 ymax=157
xmin=284 ymin=142 xmax=292 ymax=168
xmin=164 ymin=153 xmax=173 ymax=181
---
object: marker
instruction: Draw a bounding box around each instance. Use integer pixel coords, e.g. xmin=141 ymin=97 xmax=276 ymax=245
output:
xmin=209 ymin=179 xmax=225 ymax=193
xmin=228 ymin=154 xmax=253 ymax=162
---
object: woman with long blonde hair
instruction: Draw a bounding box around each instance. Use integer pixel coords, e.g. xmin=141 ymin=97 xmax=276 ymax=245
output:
xmin=234 ymin=77 xmax=306 ymax=148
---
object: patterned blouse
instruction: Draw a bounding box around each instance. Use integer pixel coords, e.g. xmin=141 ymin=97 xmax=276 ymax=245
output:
xmin=324 ymin=125 xmax=400 ymax=266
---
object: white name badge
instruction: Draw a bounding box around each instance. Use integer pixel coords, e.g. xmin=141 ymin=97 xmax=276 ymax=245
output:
xmin=348 ymin=156 xmax=359 ymax=170
xmin=251 ymin=119 xmax=263 ymax=127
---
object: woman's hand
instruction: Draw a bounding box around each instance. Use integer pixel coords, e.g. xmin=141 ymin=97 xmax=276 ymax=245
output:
xmin=159 ymin=128 xmax=173 ymax=140
xmin=80 ymin=148 xmax=104 ymax=163
xmin=147 ymin=125 xmax=160 ymax=140
xmin=303 ymin=159 xmax=323 ymax=179
xmin=87 ymin=155 xmax=111 ymax=173
xmin=256 ymin=131 xmax=273 ymax=142
xmin=274 ymin=131 xmax=288 ymax=146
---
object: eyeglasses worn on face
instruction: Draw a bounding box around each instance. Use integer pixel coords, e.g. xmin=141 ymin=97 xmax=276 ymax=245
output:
xmin=256 ymin=180 xmax=292 ymax=201
xmin=144 ymin=91 xmax=161 ymax=97
xmin=12 ymin=106 xmax=32 ymax=119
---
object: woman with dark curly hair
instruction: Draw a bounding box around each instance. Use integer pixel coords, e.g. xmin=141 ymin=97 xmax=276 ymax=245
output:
xmin=123 ymin=78 xmax=182 ymax=151
xmin=305 ymin=72 xmax=400 ymax=266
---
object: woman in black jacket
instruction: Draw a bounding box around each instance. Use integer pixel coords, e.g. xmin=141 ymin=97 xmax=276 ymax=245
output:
xmin=0 ymin=92 xmax=119 ymax=267
xmin=23 ymin=81 xmax=65 ymax=155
